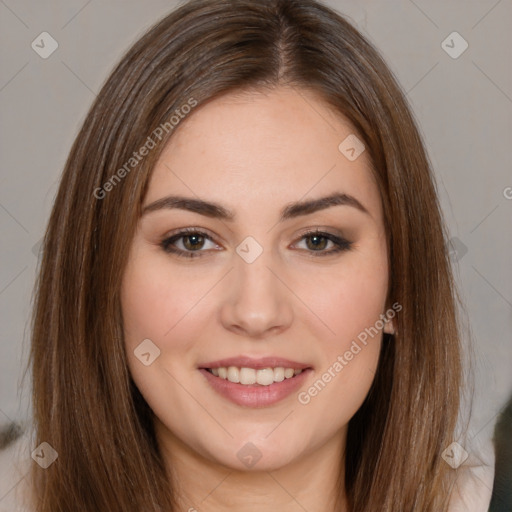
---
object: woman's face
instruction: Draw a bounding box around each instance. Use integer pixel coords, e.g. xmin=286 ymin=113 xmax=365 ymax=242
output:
xmin=121 ymin=86 xmax=393 ymax=472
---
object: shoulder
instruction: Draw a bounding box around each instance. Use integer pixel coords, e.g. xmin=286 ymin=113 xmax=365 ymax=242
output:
xmin=447 ymin=435 xmax=495 ymax=512
xmin=0 ymin=423 xmax=35 ymax=512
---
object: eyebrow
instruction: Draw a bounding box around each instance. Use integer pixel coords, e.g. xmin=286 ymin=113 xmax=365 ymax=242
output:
xmin=142 ymin=192 xmax=370 ymax=221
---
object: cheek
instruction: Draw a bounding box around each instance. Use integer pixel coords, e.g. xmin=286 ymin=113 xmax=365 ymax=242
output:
xmin=324 ymin=269 xmax=388 ymax=342
xmin=301 ymin=246 xmax=389 ymax=350
xmin=297 ymin=276 xmax=385 ymax=434
xmin=120 ymin=254 xmax=207 ymax=423
xmin=120 ymin=250 xmax=220 ymax=404
xmin=298 ymin=344 xmax=380 ymax=444
xmin=121 ymin=251 xmax=208 ymax=352
xmin=294 ymin=248 xmax=388 ymax=421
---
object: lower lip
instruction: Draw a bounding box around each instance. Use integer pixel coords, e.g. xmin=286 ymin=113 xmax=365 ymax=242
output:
xmin=199 ymin=368 xmax=312 ymax=408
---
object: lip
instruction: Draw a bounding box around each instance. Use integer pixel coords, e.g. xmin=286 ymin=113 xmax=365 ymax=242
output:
xmin=198 ymin=356 xmax=311 ymax=370
xmin=199 ymin=367 xmax=313 ymax=408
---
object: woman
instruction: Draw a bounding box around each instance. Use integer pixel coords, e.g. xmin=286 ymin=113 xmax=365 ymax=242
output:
xmin=0 ymin=0 xmax=494 ymax=510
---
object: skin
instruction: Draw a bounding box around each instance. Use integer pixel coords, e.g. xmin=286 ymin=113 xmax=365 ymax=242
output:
xmin=121 ymin=86 xmax=394 ymax=512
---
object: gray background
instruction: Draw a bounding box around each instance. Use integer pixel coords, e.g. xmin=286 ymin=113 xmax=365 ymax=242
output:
xmin=0 ymin=0 xmax=510 ymax=470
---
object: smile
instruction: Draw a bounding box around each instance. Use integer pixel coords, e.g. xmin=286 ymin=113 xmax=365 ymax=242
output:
xmin=199 ymin=364 xmax=312 ymax=408
xmin=206 ymin=366 xmax=303 ymax=386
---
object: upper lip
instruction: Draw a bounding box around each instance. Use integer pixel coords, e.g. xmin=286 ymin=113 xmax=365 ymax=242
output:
xmin=199 ymin=356 xmax=312 ymax=370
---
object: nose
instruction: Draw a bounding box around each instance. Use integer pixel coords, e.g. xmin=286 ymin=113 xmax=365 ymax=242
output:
xmin=219 ymin=250 xmax=294 ymax=339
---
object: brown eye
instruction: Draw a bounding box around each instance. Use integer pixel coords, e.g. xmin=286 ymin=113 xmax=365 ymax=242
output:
xmin=182 ymin=233 xmax=206 ymax=251
xmin=294 ymin=230 xmax=353 ymax=256
xmin=160 ymin=229 xmax=219 ymax=258
xmin=304 ymin=234 xmax=329 ymax=251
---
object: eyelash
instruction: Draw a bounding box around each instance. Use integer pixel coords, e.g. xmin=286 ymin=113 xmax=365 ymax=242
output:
xmin=159 ymin=227 xmax=353 ymax=259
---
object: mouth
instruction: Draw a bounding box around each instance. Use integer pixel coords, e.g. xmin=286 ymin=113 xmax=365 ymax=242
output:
xmin=198 ymin=358 xmax=313 ymax=408
xmin=202 ymin=366 xmax=309 ymax=386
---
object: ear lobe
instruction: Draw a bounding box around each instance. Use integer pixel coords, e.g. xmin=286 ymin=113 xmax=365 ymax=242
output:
xmin=383 ymin=318 xmax=395 ymax=335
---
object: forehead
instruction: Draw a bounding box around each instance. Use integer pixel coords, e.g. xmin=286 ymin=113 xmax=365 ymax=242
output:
xmin=145 ymin=87 xmax=382 ymax=222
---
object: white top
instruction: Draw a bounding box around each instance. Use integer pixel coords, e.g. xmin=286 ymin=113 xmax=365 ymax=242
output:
xmin=0 ymin=430 xmax=495 ymax=511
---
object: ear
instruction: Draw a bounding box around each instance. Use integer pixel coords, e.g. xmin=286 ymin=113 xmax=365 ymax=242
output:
xmin=383 ymin=317 xmax=395 ymax=335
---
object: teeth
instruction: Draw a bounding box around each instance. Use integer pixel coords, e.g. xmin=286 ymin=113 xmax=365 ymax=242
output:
xmin=208 ymin=366 xmax=305 ymax=386
xmin=273 ymin=367 xmax=285 ymax=382
xmin=256 ymin=368 xmax=274 ymax=386
xmin=284 ymin=368 xmax=294 ymax=379
xmin=239 ymin=367 xmax=256 ymax=385
xmin=227 ymin=366 xmax=239 ymax=383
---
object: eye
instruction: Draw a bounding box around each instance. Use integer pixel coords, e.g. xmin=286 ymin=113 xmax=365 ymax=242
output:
xmin=160 ymin=228 xmax=219 ymax=258
xmin=293 ymin=230 xmax=352 ymax=256
xmin=160 ymin=228 xmax=353 ymax=259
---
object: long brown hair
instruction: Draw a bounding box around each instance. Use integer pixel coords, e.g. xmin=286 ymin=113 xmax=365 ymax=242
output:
xmin=28 ymin=0 xmax=463 ymax=510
